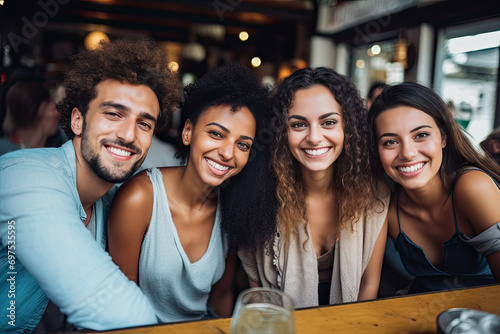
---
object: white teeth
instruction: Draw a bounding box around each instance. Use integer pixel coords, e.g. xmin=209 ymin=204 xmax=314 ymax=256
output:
xmin=304 ymin=148 xmax=329 ymax=156
xmin=206 ymin=159 xmax=229 ymax=171
xmin=107 ymin=146 xmax=132 ymax=157
xmin=398 ymin=162 xmax=424 ymax=173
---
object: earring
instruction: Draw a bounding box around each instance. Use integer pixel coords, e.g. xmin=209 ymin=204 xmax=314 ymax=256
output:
xmin=184 ymin=140 xmax=189 ymax=145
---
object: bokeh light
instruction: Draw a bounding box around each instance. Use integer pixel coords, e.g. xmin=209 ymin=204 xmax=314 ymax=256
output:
xmin=251 ymin=57 xmax=261 ymax=68
xmin=356 ymin=59 xmax=365 ymax=69
xmin=168 ymin=61 xmax=179 ymax=72
xmin=239 ymin=31 xmax=249 ymax=41
xmin=84 ymin=31 xmax=110 ymax=50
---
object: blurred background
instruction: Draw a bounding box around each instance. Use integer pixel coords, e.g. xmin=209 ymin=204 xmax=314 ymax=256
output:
xmin=0 ymin=0 xmax=499 ymax=146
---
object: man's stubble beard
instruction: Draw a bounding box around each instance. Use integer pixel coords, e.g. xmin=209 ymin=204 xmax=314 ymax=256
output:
xmin=80 ymin=119 xmax=144 ymax=184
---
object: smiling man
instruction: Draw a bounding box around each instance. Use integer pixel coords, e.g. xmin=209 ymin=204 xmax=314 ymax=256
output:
xmin=0 ymin=39 xmax=182 ymax=333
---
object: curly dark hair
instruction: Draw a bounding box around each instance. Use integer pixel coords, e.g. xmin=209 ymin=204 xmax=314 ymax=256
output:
xmin=179 ymin=63 xmax=274 ymax=250
xmin=57 ymin=38 xmax=182 ymax=139
xmin=368 ymin=82 xmax=500 ymax=191
xmin=175 ymin=62 xmax=270 ymax=163
xmin=218 ymin=106 xmax=278 ymax=250
xmin=271 ymin=67 xmax=380 ymax=246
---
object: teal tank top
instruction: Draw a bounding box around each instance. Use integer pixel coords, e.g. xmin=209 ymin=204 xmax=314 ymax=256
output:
xmin=139 ymin=168 xmax=227 ymax=322
xmin=394 ymin=169 xmax=498 ymax=293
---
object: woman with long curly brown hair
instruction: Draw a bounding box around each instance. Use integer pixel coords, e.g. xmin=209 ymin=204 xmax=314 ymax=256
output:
xmin=234 ymin=67 xmax=389 ymax=307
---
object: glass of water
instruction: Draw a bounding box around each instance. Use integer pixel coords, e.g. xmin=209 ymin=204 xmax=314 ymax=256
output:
xmin=230 ymin=287 xmax=295 ymax=334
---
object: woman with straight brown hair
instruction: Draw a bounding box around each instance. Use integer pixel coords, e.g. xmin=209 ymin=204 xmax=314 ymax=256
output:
xmin=368 ymin=82 xmax=500 ymax=293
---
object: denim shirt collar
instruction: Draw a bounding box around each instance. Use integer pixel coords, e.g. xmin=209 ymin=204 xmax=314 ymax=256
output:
xmin=61 ymin=141 xmax=86 ymax=221
xmin=60 ymin=140 xmax=108 ymax=248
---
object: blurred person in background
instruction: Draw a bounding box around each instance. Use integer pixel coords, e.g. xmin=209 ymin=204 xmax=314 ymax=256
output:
xmin=481 ymin=127 xmax=500 ymax=165
xmin=0 ymin=81 xmax=59 ymax=155
xmin=139 ymin=111 xmax=183 ymax=170
xmin=366 ymin=82 xmax=388 ymax=111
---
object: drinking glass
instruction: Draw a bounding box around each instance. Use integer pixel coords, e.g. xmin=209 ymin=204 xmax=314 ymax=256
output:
xmin=229 ymin=287 xmax=295 ymax=334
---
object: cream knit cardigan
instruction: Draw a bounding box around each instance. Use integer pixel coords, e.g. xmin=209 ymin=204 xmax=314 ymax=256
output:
xmin=238 ymin=185 xmax=390 ymax=308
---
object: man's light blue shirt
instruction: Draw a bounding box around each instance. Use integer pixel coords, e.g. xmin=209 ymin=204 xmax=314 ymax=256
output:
xmin=0 ymin=141 xmax=158 ymax=333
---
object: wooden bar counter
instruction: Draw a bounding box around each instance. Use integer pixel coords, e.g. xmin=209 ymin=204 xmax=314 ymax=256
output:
xmin=102 ymin=284 xmax=500 ymax=334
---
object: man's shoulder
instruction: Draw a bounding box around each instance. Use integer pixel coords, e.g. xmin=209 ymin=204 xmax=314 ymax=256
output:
xmin=0 ymin=141 xmax=73 ymax=173
xmin=0 ymin=142 xmax=77 ymax=199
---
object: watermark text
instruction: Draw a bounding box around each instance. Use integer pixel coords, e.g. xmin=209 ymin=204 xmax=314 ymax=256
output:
xmin=6 ymin=220 xmax=16 ymax=327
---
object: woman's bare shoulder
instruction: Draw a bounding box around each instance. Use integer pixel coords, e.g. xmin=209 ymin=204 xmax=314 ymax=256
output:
xmin=111 ymin=169 xmax=155 ymax=218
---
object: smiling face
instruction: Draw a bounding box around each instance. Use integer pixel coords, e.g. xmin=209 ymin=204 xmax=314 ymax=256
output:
xmin=72 ymin=79 xmax=160 ymax=184
xmin=287 ymin=85 xmax=344 ymax=174
xmin=182 ymin=104 xmax=256 ymax=187
xmin=375 ymin=106 xmax=447 ymax=190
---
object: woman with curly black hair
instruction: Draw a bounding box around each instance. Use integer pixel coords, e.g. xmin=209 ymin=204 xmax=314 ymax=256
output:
xmin=107 ymin=62 xmax=269 ymax=323
xmin=235 ymin=67 xmax=389 ymax=307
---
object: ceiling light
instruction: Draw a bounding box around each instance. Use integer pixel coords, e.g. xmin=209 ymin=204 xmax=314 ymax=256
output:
xmin=371 ymin=45 xmax=381 ymax=55
xmin=84 ymin=31 xmax=109 ymax=50
xmin=239 ymin=31 xmax=249 ymax=41
xmin=251 ymin=57 xmax=261 ymax=68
